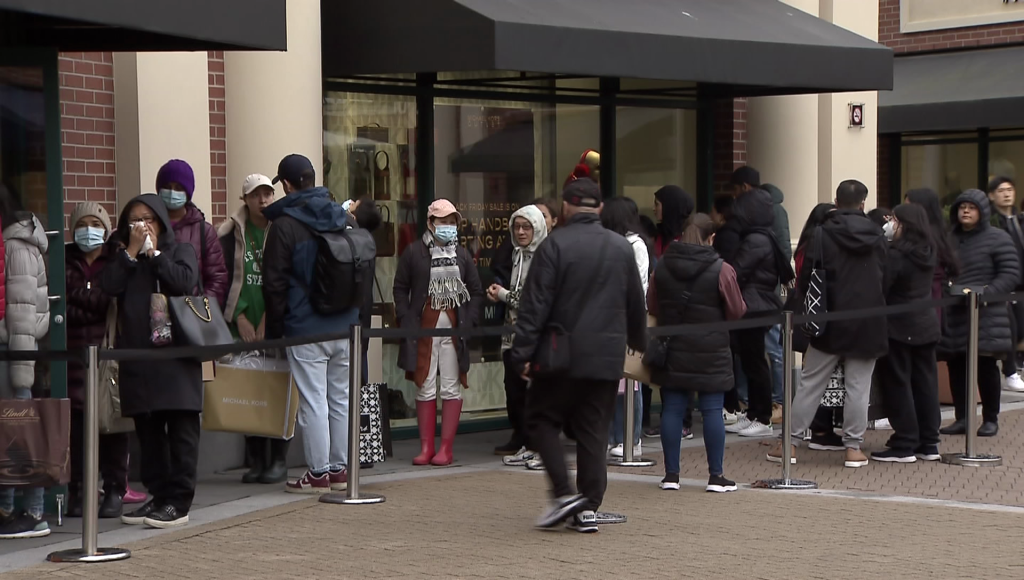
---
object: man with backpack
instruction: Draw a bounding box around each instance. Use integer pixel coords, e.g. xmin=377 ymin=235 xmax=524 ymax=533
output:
xmin=263 ymin=153 xmax=376 ymax=494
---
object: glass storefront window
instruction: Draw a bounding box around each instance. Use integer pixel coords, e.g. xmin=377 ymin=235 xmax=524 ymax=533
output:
xmin=616 ymin=106 xmax=697 ymax=221
xmin=901 ymin=141 xmax=978 ymax=209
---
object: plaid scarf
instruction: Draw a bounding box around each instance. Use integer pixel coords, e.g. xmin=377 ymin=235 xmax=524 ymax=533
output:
xmin=423 ymin=231 xmax=470 ymax=310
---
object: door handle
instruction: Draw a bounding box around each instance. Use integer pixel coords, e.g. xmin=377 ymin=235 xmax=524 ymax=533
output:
xmin=48 ymin=295 xmax=62 ymax=303
xmin=44 ymin=230 xmax=60 ymax=237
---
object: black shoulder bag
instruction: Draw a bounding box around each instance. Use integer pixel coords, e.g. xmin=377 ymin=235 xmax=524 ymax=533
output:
xmin=803 ymin=227 xmax=828 ymax=338
xmin=642 ymin=259 xmax=715 ymax=370
xmin=167 ymin=224 xmax=234 ymax=360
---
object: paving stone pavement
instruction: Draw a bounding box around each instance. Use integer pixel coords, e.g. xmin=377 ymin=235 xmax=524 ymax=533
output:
xmin=613 ymin=408 xmax=1024 ymax=506
xmin=3 ymin=469 xmax=1024 ymax=580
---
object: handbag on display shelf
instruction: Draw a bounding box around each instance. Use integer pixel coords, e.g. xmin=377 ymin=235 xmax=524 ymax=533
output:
xmin=373 ymin=150 xmax=391 ymax=201
xmin=98 ymin=300 xmax=135 ymax=434
xmin=357 ymin=123 xmax=389 ymax=144
xmin=373 ymin=204 xmax=396 ymax=257
xmin=372 ymin=275 xmax=397 ymax=330
xmin=349 ymin=147 xmax=371 ymax=199
xmin=0 ymin=398 xmax=70 ymax=487
xmin=397 ymin=201 xmax=418 ymax=257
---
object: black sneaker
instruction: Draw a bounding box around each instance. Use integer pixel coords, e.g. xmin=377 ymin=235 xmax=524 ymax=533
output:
xmin=659 ymin=474 xmax=680 ymax=491
xmin=493 ymin=440 xmax=521 ymax=455
xmin=706 ymin=475 xmax=737 ymax=493
xmin=0 ymin=510 xmax=50 ymax=539
xmin=535 ymin=494 xmax=587 ymax=529
xmin=99 ymin=491 xmax=124 ymax=519
xmin=808 ymin=431 xmax=844 ymax=451
xmin=565 ymin=510 xmax=599 ymax=533
xmin=870 ymin=448 xmax=917 ymax=463
xmin=121 ymin=501 xmax=159 ymax=525
xmin=143 ymin=504 xmax=189 ymax=529
xmin=915 ymin=445 xmax=941 ymax=461
xmin=939 ymin=419 xmax=966 ymax=435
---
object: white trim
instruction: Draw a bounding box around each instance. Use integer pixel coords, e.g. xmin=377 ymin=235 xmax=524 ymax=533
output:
xmin=901 ymin=1 xmax=1024 ymax=34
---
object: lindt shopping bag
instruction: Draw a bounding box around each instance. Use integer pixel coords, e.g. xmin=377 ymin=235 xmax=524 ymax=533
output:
xmin=201 ymin=353 xmax=298 ymax=439
xmin=0 ymin=398 xmax=71 ymax=487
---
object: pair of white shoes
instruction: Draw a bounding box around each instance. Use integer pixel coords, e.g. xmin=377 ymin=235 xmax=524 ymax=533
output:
xmin=608 ymin=441 xmax=642 ymax=458
xmin=724 ymin=416 xmax=774 ymax=437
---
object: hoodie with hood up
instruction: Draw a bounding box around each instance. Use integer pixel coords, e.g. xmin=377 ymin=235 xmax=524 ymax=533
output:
xmin=729 ymin=189 xmax=794 ymax=315
xmin=498 ymin=205 xmax=547 ymax=351
xmin=0 ymin=214 xmax=49 ymax=392
xmin=798 ymin=207 xmax=888 ymax=359
xmin=763 ymin=184 xmax=792 ymax=263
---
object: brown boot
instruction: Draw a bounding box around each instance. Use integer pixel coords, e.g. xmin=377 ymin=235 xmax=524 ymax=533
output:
xmin=766 ymin=442 xmax=796 ymax=464
xmin=844 ymin=448 xmax=869 ymax=468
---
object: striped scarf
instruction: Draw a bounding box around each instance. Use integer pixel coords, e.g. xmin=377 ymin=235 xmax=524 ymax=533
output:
xmin=423 ymin=231 xmax=470 ymax=310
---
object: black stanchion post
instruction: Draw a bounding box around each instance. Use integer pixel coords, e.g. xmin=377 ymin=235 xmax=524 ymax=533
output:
xmin=608 ymin=378 xmax=655 ymax=468
xmin=47 ymin=346 xmax=131 ymax=563
xmin=942 ymin=291 xmax=1002 ymax=467
xmin=321 ymin=325 xmax=385 ymax=505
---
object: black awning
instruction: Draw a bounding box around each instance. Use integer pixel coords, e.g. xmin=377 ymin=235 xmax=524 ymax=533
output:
xmin=879 ymin=47 xmax=1024 ymax=134
xmin=322 ymin=0 xmax=892 ymax=97
xmin=0 ymin=0 xmax=287 ymax=52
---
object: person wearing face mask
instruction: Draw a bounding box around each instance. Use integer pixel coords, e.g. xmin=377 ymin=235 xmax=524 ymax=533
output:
xmin=155 ymin=159 xmax=229 ymax=308
xmin=394 ymin=199 xmax=483 ymax=466
xmin=64 ymin=203 xmax=131 ymax=519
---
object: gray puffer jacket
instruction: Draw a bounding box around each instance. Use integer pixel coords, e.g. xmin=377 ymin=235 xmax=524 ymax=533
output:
xmin=941 ymin=190 xmax=1021 ymax=356
xmin=0 ymin=215 xmax=49 ymax=392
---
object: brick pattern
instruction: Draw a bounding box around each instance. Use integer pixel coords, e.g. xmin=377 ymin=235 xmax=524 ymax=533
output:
xmin=879 ymin=0 xmax=1024 ymax=53
xmin=208 ymin=51 xmax=227 ymax=225
xmin=58 ymin=53 xmax=116 ymax=237
xmin=711 ymin=98 xmax=747 ymax=197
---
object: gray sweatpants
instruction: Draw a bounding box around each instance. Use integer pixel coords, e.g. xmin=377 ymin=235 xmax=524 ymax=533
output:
xmin=790 ymin=345 xmax=876 ymax=450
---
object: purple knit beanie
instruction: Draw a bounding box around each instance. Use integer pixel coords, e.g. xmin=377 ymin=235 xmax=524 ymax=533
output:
xmin=155 ymin=159 xmax=196 ymax=200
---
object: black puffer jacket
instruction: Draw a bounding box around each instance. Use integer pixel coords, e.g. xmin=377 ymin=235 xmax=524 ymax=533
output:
xmin=884 ymin=240 xmax=939 ymax=345
xmin=650 ymin=243 xmax=732 ymax=393
xmin=509 ymin=212 xmax=647 ymax=381
xmin=798 ymin=209 xmax=888 ymax=358
xmin=941 ymin=190 xmax=1021 ymax=355
xmin=730 ymin=189 xmax=785 ymax=315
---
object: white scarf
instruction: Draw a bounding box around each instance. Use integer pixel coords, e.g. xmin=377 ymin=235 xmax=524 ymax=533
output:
xmin=423 ymin=231 xmax=470 ymax=310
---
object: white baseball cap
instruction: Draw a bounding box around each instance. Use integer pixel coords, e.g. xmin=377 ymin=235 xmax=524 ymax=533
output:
xmin=242 ymin=174 xmax=274 ymax=196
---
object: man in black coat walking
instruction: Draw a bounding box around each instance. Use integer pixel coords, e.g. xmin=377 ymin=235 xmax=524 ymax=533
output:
xmin=509 ymin=179 xmax=647 ymax=533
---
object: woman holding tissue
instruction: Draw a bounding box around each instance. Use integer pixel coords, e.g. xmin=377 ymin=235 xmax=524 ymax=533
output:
xmin=101 ymin=194 xmax=200 ymax=529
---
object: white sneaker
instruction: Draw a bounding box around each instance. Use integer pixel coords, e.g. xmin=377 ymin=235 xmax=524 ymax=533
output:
xmin=737 ymin=420 xmax=773 ymax=438
xmin=608 ymin=442 xmax=642 ymax=458
xmin=502 ymin=447 xmax=536 ymax=466
xmin=725 ymin=415 xmax=753 ymax=433
xmin=723 ymin=411 xmax=739 ymax=425
xmin=1006 ymin=373 xmax=1024 ymax=392
xmin=868 ymin=418 xmax=893 ymax=431
xmin=525 ymin=458 xmax=545 ymax=470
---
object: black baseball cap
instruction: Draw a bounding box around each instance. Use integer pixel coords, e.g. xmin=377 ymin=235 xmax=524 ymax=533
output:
xmin=730 ymin=166 xmax=761 ymax=189
xmin=273 ymin=154 xmax=315 ymax=186
xmin=562 ymin=178 xmax=602 ymax=208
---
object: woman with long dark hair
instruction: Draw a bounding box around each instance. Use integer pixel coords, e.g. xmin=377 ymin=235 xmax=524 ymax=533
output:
xmin=905 ymin=188 xmax=961 ymax=303
xmin=872 ymin=204 xmax=943 ymax=462
xmin=653 ymin=185 xmax=695 ymax=258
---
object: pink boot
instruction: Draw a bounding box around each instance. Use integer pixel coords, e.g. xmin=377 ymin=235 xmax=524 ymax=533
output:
xmin=430 ymin=399 xmax=462 ymax=466
xmin=123 ymin=480 xmax=147 ymax=504
xmin=412 ymin=400 xmax=437 ymax=466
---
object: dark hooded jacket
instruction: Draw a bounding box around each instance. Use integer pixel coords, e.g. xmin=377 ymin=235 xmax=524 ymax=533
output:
xmin=729 ymin=189 xmax=793 ymax=315
xmin=941 ymin=190 xmax=1021 ymax=355
xmin=262 ymin=187 xmax=360 ymax=339
xmin=171 ymin=202 xmax=228 ymax=308
xmin=798 ymin=208 xmax=888 ymax=358
xmin=763 ymin=184 xmax=792 ymax=263
xmin=100 ymin=194 xmax=201 ymax=416
xmin=884 ymin=238 xmax=940 ymax=345
xmin=65 ymin=243 xmax=114 ymax=410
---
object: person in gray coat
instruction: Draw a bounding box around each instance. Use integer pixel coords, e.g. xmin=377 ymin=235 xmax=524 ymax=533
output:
xmin=939 ymin=189 xmax=1020 ymax=437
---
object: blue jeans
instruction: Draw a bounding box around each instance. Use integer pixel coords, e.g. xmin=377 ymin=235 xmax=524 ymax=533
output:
xmin=287 ymin=339 xmax=350 ymax=473
xmin=609 ymin=388 xmax=642 ymax=446
xmin=766 ymin=325 xmax=784 ymax=404
xmin=0 ymin=387 xmax=44 ymax=517
xmin=660 ymin=390 xmax=726 ymax=477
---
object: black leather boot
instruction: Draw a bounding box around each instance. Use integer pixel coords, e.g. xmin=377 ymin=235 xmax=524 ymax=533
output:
xmin=259 ymin=438 xmax=290 ymax=484
xmin=242 ymin=437 xmax=265 ymax=484
xmin=66 ymin=486 xmax=83 ymax=518
xmin=98 ymin=488 xmax=124 ymax=519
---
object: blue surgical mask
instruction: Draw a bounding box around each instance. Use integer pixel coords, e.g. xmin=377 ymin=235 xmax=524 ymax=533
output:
xmin=434 ymin=224 xmax=459 ymax=244
xmin=159 ymin=188 xmax=188 ymax=210
xmin=74 ymin=226 xmax=106 ymax=252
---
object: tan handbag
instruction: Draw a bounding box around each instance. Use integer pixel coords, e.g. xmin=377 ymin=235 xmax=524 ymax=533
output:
xmin=623 ymin=314 xmax=657 ymax=384
xmin=98 ymin=301 xmax=135 ymax=434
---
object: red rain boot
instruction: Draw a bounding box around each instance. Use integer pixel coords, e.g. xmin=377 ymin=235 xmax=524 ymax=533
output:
xmin=430 ymin=399 xmax=463 ymax=466
xmin=412 ymin=400 xmax=437 ymax=465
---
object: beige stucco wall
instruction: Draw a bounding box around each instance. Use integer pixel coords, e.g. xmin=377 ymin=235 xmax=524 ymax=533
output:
xmin=224 ymin=0 xmax=323 ymax=217
xmin=901 ymin=0 xmax=1024 ymax=33
xmin=113 ymin=52 xmax=213 ymax=216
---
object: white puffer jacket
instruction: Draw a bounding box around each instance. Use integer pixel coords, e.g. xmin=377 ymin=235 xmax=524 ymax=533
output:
xmin=0 ymin=215 xmax=49 ymax=391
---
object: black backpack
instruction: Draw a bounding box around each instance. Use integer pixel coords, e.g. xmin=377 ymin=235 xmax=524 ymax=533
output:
xmin=296 ymin=224 xmax=377 ymax=316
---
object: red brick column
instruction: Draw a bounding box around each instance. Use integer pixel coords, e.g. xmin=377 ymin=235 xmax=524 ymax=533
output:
xmin=208 ymin=51 xmax=227 ymax=225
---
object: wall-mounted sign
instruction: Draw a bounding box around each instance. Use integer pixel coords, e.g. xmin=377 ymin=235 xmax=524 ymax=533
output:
xmin=848 ymin=102 xmax=865 ymax=129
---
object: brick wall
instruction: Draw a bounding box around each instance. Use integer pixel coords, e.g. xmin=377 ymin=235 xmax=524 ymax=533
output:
xmin=58 ymin=52 xmax=116 ymax=237
xmin=879 ymin=0 xmax=1024 ymax=53
xmin=712 ymin=98 xmax=747 ymax=198
xmin=208 ymin=51 xmax=227 ymax=226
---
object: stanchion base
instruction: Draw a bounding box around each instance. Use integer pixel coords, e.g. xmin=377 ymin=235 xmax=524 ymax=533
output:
xmin=319 ymin=492 xmax=386 ymax=505
xmin=607 ymin=458 xmax=657 ymax=468
xmin=594 ymin=512 xmax=627 ymax=525
xmin=941 ymin=453 xmax=1003 ymax=467
xmin=751 ymin=478 xmax=818 ymax=490
xmin=47 ymin=547 xmax=131 ymax=563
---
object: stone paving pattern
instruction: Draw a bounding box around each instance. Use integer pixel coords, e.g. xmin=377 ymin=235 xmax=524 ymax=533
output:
xmin=5 ymin=470 xmax=1024 ymax=580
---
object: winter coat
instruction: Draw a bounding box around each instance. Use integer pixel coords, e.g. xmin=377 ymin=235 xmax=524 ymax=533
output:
xmin=797 ymin=209 xmax=888 ymax=359
xmin=218 ymin=205 xmax=270 ymax=324
xmin=764 ymin=184 xmax=793 ymax=263
xmin=393 ymin=234 xmax=484 ymax=375
xmin=713 ymin=219 xmax=743 ymax=265
xmin=65 ymin=243 xmax=113 ymax=409
xmin=492 ymin=235 xmax=513 ymax=286
xmin=883 ymin=241 xmax=940 ymax=345
xmin=730 ymin=189 xmax=787 ymax=315
xmin=0 ymin=215 xmax=6 ymax=321
xmin=172 ymin=202 xmax=228 ymax=308
xmin=626 ymin=233 xmax=650 ymax=301
xmin=941 ymin=190 xmax=1021 ymax=356
xmin=101 ymin=194 xmax=201 ymax=416
xmin=498 ymin=205 xmax=548 ymax=351
xmin=993 ymin=211 xmax=1024 ymax=290
xmin=262 ymin=187 xmax=359 ymax=339
xmin=649 ymin=243 xmax=733 ymax=393
xmin=508 ymin=212 xmax=648 ymax=381
xmin=0 ymin=215 xmax=49 ymax=391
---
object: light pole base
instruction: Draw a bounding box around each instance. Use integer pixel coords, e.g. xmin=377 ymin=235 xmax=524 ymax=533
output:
xmin=319 ymin=492 xmax=386 ymax=505
xmin=751 ymin=478 xmax=818 ymax=490
xmin=47 ymin=547 xmax=131 ymax=563
xmin=594 ymin=512 xmax=627 ymax=524
xmin=941 ymin=453 xmax=1003 ymax=467
xmin=607 ymin=458 xmax=657 ymax=468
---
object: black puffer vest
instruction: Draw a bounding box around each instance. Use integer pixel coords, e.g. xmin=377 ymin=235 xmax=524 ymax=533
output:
xmin=651 ymin=243 xmax=734 ymax=393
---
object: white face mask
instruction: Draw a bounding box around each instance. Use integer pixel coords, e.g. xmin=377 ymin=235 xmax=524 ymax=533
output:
xmin=882 ymin=220 xmax=896 ymax=241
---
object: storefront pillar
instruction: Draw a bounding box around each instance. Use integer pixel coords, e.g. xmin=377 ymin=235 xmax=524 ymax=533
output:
xmin=224 ymin=0 xmax=323 ymax=214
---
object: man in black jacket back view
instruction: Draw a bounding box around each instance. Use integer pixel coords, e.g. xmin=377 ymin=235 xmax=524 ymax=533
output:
xmin=509 ymin=179 xmax=647 ymax=533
